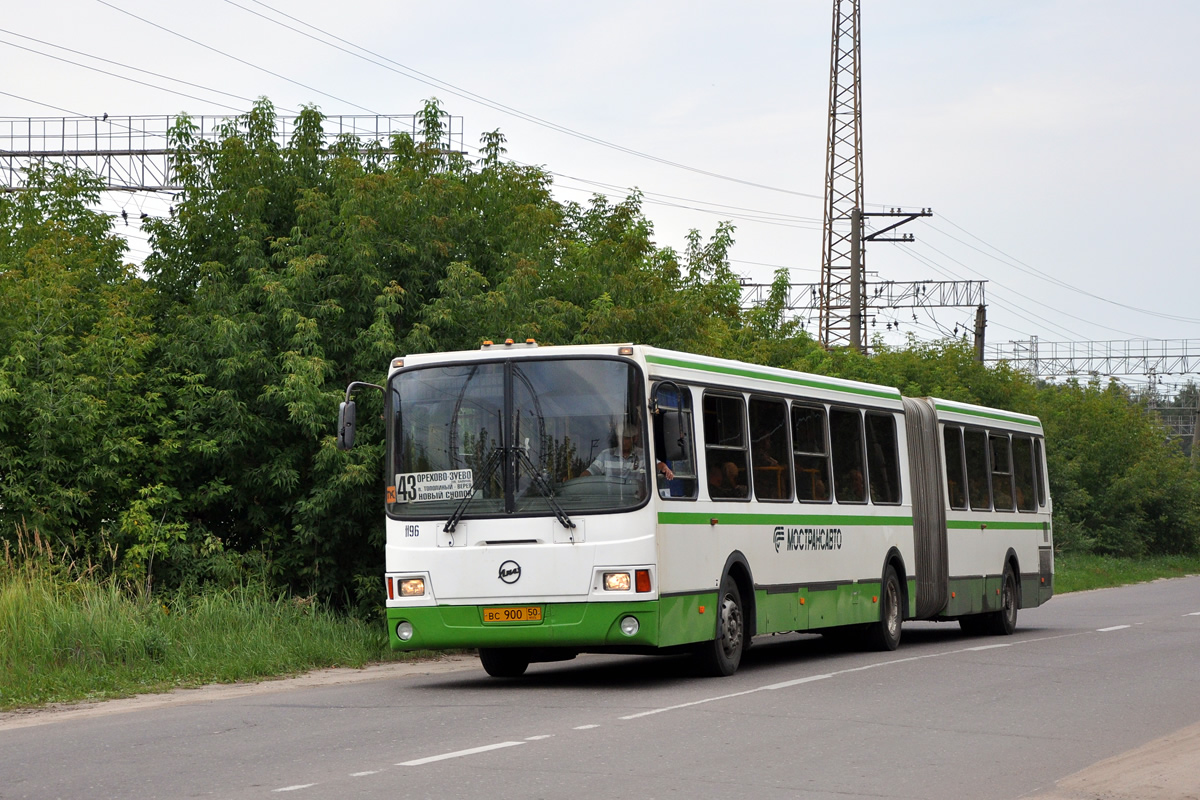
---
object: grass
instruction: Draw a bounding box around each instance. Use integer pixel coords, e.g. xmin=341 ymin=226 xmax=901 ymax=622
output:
xmin=0 ymin=562 xmax=428 ymax=712
xmin=1052 ymin=552 xmax=1200 ymax=594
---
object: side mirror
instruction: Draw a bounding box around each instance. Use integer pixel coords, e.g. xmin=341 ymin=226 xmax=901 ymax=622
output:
xmin=661 ymin=413 xmax=685 ymax=462
xmin=337 ymin=400 xmax=356 ymax=450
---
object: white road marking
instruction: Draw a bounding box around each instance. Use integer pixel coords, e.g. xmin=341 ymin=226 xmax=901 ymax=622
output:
xmin=1185 ymin=612 xmax=1200 ymax=617
xmin=966 ymin=643 xmax=1012 ymax=651
xmin=524 ymin=734 xmax=554 ymax=740
xmin=574 ymin=724 xmax=600 ymax=730
xmin=617 ymin=632 xmax=1092 ymax=721
xmin=762 ymin=673 xmax=833 ymax=690
xmin=1097 ymin=625 xmax=1131 ymax=632
xmin=619 ymin=686 xmax=767 ymax=719
xmin=398 ymin=741 xmax=526 ymax=766
xmin=273 ymin=785 xmax=316 ymax=792
xmin=350 ymin=771 xmax=381 ymax=777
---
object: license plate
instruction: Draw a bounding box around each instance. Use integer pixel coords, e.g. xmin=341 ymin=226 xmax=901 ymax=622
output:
xmin=482 ymin=606 xmax=543 ymax=623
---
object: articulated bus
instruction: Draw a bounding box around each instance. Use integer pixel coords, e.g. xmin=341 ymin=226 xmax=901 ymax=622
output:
xmin=337 ymin=341 xmax=1054 ymax=677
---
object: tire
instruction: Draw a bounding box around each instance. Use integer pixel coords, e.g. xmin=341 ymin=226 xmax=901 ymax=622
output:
xmin=478 ymin=648 xmax=530 ymax=678
xmin=985 ymin=565 xmax=1019 ymax=636
xmin=865 ymin=564 xmax=902 ymax=651
xmin=695 ymin=577 xmax=745 ymax=677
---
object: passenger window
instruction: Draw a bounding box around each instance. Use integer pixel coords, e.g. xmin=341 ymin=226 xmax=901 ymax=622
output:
xmin=990 ymin=433 xmax=1014 ymax=511
xmin=1012 ymin=436 xmax=1037 ymax=512
xmin=1034 ymin=438 xmax=1047 ymax=508
xmin=943 ymin=426 xmax=967 ymax=510
xmin=703 ymin=394 xmax=749 ymax=500
xmin=749 ymin=397 xmax=792 ymax=501
xmin=865 ymin=412 xmax=901 ymax=504
xmin=830 ymin=407 xmax=867 ymax=503
xmin=792 ymin=404 xmax=831 ymax=502
xmin=964 ymin=429 xmax=991 ymax=511
xmin=652 ymin=384 xmax=697 ymax=499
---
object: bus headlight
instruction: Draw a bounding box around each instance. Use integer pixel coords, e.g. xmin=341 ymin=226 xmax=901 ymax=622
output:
xmin=620 ymin=616 xmax=639 ymax=636
xmin=396 ymin=621 xmax=414 ymax=641
xmin=603 ymin=572 xmax=631 ymax=591
xmin=400 ymin=578 xmax=425 ymax=597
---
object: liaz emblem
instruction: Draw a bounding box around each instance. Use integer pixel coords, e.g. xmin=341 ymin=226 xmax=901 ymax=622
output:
xmin=498 ymin=560 xmax=521 ymax=584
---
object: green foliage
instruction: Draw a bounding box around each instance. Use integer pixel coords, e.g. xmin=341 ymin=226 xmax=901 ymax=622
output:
xmin=3 ymin=96 xmax=1198 ymax=621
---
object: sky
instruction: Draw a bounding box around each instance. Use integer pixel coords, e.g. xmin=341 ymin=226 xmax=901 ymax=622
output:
xmin=2 ymin=0 xmax=1198 ymax=391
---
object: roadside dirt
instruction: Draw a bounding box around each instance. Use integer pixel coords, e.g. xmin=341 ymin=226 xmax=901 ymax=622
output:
xmin=0 ymin=654 xmax=479 ymax=731
xmin=1022 ymin=720 xmax=1200 ymax=800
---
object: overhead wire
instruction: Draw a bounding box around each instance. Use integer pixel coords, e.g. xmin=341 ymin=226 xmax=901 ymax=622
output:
xmin=217 ymin=0 xmax=825 ymax=200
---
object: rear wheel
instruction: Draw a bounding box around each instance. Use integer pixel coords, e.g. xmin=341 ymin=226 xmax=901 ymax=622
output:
xmin=695 ymin=577 xmax=745 ymax=676
xmin=985 ymin=566 xmax=1019 ymax=635
xmin=478 ymin=648 xmax=530 ymax=678
xmin=865 ymin=564 xmax=902 ymax=651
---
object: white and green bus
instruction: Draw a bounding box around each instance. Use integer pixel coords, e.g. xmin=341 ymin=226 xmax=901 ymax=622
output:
xmin=337 ymin=342 xmax=1053 ymax=677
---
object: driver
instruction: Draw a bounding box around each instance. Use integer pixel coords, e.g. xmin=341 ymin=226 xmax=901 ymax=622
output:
xmin=582 ymin=424 xmax=674 ymax=482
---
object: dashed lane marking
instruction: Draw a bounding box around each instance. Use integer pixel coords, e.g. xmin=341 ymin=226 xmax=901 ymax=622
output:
xmin=273 ymin=785 xmax=316 ymax=792
xmin=398 ymin=741 xmax=525 ymax=766
xmin=1097 ymin=625 xmax=1131 ymax=632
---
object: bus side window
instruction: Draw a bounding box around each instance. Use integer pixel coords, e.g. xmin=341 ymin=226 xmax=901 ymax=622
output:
xmin=865 ymin=412 xmax=901 ymax=504
xmin=1034 ymin=437 xmax=1047 ymax=508
xmin=990 ymin=433 xmax=1014 ymax=511
xmin=749 ymin=396 xmax=792 ymax=501
xmin=652 ymin=384 xmax=697 ymax=499
xmin=703 ymin=393 xmax=749 ymax=500
xmin=1012 ymin=435 xmax=1037 ymax=512
xmin=943 ymin=425 xmax=967 ymax=510
xmin=792 ymin=404 xmax=831 ymax=502
xmin=830 ymin=407 xmax=867 ymax=503
xmin=964 ymin=428 xmax=991 ymax=511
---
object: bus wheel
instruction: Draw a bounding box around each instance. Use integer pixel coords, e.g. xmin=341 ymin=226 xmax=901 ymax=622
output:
xmin=478 ymin=648 xmax=530 ymax=678
xmin=866 ymin=565 xmax=902 ymax=651
xmin=985 ymin=566 xmax=1018 ymax=636
xmin=696 ymin=577 xmax=744 ymax=677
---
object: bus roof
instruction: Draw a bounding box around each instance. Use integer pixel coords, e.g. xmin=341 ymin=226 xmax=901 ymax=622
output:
xmin=930 ymin=397 xmax=1043 ymax=431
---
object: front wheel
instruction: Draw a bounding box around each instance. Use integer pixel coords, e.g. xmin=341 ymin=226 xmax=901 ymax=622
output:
xmin=478 ymin=648 xmax=530 ymax=678
xmin=695 ymin=577 xmax=745 ymax=677
xmin=865 ymin=564 xmax=902 ymax=651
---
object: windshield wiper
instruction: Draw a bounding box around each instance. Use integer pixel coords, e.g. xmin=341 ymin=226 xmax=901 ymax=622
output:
xmin=443 ymin=448 xmax=503 ymax=534
xmin=514 ymin=448 xmax=576 ymax=531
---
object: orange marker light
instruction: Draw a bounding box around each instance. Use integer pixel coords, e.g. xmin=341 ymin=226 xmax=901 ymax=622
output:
xmin=951 ymin=591 xmax=957 ymax=598
xmin=698 ymin=606 xmax=706 ymax=614
xmin=386 ymin=576 xmax=394 ymax=600
xmin=635 ymin=569 xmax=651 ymax=593
xmin=872 ymin=596 xmax=878 ymax=603
xmin=799 ymin=598 xmax=805 ymax=605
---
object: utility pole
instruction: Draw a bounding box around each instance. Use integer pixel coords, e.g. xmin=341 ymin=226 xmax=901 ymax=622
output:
xmin=817 ymin=0 xmax=932 ymax=353
xmin=974 ymin=305 xmax=987 ymax=363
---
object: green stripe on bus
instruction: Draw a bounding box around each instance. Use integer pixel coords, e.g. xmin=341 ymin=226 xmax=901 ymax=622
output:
xmin=645 ymin=354 xmax=901 ymax=401
xmin=659 ymin=511 xmax=913 ymax=526
xmin=946 ymin=519 xmax=1046 ymax=530
xmin=934 ymin=403 xmax=1042 ymax=428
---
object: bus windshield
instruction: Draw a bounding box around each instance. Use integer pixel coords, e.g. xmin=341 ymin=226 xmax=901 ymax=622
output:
xmin=387 ymin=357 xmax=648 ymax=519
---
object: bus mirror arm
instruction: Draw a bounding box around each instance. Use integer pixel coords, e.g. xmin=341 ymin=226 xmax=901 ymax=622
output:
xmin=337 ymin=381 xmax=383 ymax=451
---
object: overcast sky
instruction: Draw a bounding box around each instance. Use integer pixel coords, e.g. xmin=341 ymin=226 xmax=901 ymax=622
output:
xmin=2 ymin=1 xmax=1198 ymax=388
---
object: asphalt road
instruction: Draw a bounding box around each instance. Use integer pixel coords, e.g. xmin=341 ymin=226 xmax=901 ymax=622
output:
xmin=3 ymin=577 xmax=1199 ymax=800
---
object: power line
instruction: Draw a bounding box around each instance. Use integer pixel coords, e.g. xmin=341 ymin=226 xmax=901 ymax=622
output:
xmin=217 ymin=0 xmax=825 ymax=200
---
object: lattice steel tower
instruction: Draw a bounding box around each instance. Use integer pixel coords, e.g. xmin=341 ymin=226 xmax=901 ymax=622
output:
xmin=818 ymin=0 xmax=864 ymax=350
